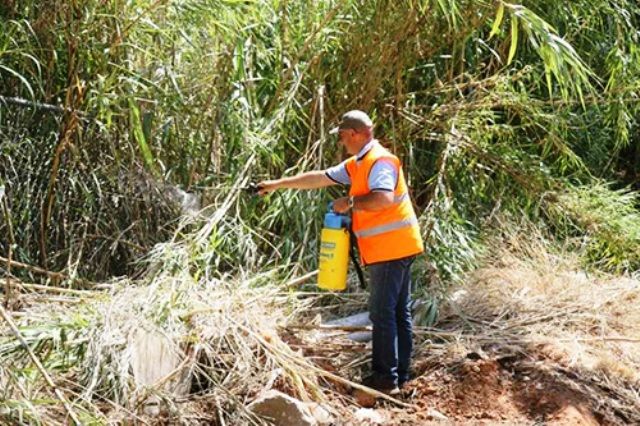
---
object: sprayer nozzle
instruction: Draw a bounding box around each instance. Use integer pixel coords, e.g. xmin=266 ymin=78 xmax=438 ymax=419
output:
xmin=243 ymin=182 xmax=262 ymax=195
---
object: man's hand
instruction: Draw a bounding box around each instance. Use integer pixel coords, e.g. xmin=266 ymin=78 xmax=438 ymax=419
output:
xmin=256 ymin=180 xmax=279 ymax=196
xmin=333 ymin=196 xmax=351 ymax=214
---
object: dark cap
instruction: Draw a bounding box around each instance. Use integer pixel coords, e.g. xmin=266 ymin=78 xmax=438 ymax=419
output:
xmin=329 ymin=110 xmax=373 ymax=135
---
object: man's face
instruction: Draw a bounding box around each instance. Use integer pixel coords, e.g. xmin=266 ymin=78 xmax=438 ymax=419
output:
xmin=338 ymin=128 xmax=359 ymax=155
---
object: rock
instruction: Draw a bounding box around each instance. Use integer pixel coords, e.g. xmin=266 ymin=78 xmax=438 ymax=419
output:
xmin=354 ymin=389 xmax=377 ymax=408
xmin=326 ymin=312 xmax=371 ymax=327
xmin=142 ymin=399 xmax=161 ymax=417
xmin=426 ymin=408 xmax=449 ymax=421
xmin=305 ymin=402 xmax=334 ymax=425
xmin=449 ymin=289 xmax=468 ymax=302
xmin=354 ymin=408 xmax=386 ymax=424
xmin=247 ymin=390 xmax=318 ymax=426
xmin=346 ymin=331 xmax=373 ymax=342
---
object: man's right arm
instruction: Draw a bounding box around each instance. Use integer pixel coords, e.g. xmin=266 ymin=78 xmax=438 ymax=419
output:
xmin=257 ymin=171 xmax=337 ymax=195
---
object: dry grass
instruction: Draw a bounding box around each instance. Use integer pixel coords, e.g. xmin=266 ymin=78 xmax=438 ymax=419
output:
xmin=0 ymin=265 xmax=334 ymax=424
xmin=2 ymin=221 xmax=639 ymax=424
xmin=414 ymin=224 xmax=640 ymax=422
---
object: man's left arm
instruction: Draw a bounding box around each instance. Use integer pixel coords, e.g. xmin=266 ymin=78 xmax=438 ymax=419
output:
xmin=333 ymin=191 xmax=394 ymax=213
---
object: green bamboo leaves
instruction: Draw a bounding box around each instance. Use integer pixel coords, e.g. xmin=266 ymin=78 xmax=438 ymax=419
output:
xmin=0 ymin=65 xmax=35 ymax=101
xmin=489 ymin=2 xmax=504 ymax=39
xmin=1 ymin=0 xmax=639 ymax=283
xmin=128 ymin=98 xmax=157 ymax=176
xmin=553 ymin=183 xmax=640 ymax=272
xmin=507 ymin=12 xmax=518 ymax=65
xmin=489 ymin=2 xmax=594 ymax=102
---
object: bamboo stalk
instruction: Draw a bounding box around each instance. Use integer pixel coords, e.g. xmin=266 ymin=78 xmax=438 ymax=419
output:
xmin=1 ymin=192 xmax=15 ymax=308
xmin=0 ymin=304 xmax=81 ymax=425
xmin=14 ymin=281 xmax=95 ymax=296
xmin=0 ymin=256 xmax=65 ymax=281
xmin=0 ymin=95 xmax=86 ymax=115
xmin=264 ymin=0 xmax=347 ymax=114
xmin=0 ymin=255 xmax=96 ymax=288
xmin=287 ymin=323 xmax=640 ymax=344
xmin=285 ymin=270 xmax=318 ymax=288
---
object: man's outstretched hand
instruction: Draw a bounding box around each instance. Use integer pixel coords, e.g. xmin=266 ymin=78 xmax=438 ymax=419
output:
xmin=256 ymin=180 xmax=279 ymax=196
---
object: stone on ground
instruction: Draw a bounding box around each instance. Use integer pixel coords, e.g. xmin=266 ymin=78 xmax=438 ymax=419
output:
xmin=248 ymin=390 xmax=332 ymax=426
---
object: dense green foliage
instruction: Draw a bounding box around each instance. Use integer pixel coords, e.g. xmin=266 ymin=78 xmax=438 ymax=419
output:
xmin=1 ymin=0 xmax=639 ymax=286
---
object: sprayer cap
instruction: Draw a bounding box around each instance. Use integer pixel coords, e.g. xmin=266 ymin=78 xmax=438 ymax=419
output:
xmin=324 ymin=212 xmax=344 ymax=229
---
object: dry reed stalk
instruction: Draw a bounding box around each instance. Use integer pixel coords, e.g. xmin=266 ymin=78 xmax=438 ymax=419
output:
xmin=13 ymin=281 xmax=95 ymax=296
xmin=0 ymin=255 xmax=97 ymax=288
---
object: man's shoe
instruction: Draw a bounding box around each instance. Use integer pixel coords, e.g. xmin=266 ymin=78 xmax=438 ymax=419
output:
xmin=398 ymin=377 xmax=411 ymax=389
xmin=398 ymin=370 xmax=413 ymax=388
xmin=362 ymin=375 xmax=400 ymax=396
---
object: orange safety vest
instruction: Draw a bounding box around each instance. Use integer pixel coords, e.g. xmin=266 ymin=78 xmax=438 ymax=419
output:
xmin=345 ymin=141 xmax=424 ymax=265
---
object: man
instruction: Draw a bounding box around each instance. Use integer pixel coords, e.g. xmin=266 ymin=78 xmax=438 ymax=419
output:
xmin=258 ymin=110 xmax=424 ymax=394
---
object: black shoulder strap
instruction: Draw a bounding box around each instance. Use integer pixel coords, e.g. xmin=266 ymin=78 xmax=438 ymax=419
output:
xmin=348 ymin=227 xmax=366 ymax=290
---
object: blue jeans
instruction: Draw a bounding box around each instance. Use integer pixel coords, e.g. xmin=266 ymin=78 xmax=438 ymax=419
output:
xmin=368 ymin=256 xmax=414 ymax=387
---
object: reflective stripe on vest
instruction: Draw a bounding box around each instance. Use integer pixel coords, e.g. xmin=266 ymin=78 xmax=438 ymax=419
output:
xmin=354 ymin=216 xmax=418 ymax=238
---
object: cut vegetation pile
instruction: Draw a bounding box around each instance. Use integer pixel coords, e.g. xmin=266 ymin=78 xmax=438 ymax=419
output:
xmin=0 ymin=227 xmax=333 ymax=424
xmin=2 ymin=224 xmax=639 ymax=425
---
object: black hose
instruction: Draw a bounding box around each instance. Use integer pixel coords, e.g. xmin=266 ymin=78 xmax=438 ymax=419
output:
xmin=348 ymin=228 xmax=366 ymax=290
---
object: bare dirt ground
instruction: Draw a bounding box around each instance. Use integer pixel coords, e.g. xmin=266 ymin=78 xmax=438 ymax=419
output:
xmin=294 ymin=248 xmax=640 ymax=425
xmin=398 ymin=350 xmax=605 ymax=424
xmin=315 ymin=339 xmax=635 ymax=425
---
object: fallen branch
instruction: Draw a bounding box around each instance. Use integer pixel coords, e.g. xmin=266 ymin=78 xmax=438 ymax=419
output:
xmin=0 ymin=95 xmax=87 ymax=116
xmin=313 ymin=364 xmax=416 ymax=409
xmin=287 ymin=324 xmax=640 ymax=345
xmin=13 ymin=280 xmax=96 ymax=296
xmin=287 ymin=324 xmax=459 ymax=337
xmin=0 ymin=256 xmax=66 ymax=281
xmin=557 ymin=336 xmax=640 ymax=344
xmin=0 ymin=255 xmax=96 ymax=288
xmin=284 ymin=270 xmax=319 ymax=288
xmin=288 ymin=324 xmax=372 ymax=332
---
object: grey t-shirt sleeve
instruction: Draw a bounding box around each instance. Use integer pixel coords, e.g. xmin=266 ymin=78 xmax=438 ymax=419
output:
xmin=368 ymin=159 xmax=398 ymax=191
xmin=325 ymin=160 xmax=351 ymax=185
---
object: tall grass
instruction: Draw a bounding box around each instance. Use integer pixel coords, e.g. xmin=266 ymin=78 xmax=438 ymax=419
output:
xmin=0 ymin=0 xmax=639 ymax=286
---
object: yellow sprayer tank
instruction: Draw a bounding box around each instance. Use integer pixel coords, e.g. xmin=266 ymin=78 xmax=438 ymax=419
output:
xmin=318 ymin=205 xmax=350 ymax=291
